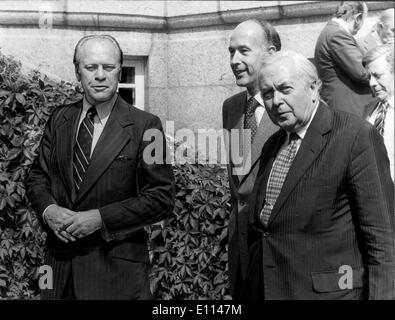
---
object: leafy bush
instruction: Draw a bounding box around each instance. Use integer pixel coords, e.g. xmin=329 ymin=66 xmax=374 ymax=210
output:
xmin=0 ymin=51 xmax=82 ymax=298
xmin=149 ymin=162 xmax=231 ymax=299
xmin=0 ymin=50 xmax=231 ymax=299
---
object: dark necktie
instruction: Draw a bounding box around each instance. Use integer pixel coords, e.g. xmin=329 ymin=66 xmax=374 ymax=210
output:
xmin=374 ymin=100 xmax=390 ymax=136
xmin=260 ymin=132 xmax=300 ymax=225
xmin=244 ymin=97 xmax=260 ymax=143
xmin=73 ymin=106 xmax=97 ymax=190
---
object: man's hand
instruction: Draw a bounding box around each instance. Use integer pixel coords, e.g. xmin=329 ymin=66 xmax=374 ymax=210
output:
xmin=44 ymin=204 xmax=78 ymax=243
xmin=63 ymin=209 xmax=103 ymax=239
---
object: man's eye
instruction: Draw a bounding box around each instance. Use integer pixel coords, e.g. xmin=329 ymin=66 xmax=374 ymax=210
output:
xmin=85 ymin=66 xmax=96 ymax=71
xmin=262 ymin=91 xmax=273 ymax=99
xmin=103 ymin=65 xmax=116 ymax=71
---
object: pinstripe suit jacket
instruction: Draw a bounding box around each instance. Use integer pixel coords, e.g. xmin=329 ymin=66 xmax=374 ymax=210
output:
xmin=27 ymin=96 xmax=175 ymax=299
xmin=245 ymin=102 xmax=395 ymax=300
xmin=222 ymin=91 xmax=278 ymax=298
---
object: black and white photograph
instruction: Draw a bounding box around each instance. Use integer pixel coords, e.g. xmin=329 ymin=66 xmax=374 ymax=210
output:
xmin=0 ymin=0 xmax=394 ymax=309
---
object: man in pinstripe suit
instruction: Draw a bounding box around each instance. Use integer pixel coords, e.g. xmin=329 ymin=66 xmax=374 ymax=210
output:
xmin=27 ymin=35 xmax=175 ymax=299
xmin=244 ymin=51 xmax=394 ymax=299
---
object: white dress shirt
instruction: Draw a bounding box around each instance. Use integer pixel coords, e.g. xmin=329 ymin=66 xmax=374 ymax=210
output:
xmin=78 ymin=94 xmax=117 ymax=157
xmin=367 ymin=95 xmax=394 ymax=181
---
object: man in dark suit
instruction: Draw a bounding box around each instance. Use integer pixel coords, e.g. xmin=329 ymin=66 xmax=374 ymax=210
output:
xmin=26 ymin=35 xmax=175 ymax=299
xmin=222 ymin=19 xmax=280 ymax=299
xmin=362 ymin=44 xmax=394 ymax=182
xmin=314 ymin=1 xmax=375 ymax=117
xmin=244 ymin=50 xmax=394 ymax=300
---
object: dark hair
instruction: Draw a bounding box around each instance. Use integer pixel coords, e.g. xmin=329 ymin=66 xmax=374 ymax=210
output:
xmin=73 ymin=34 xmax=123 ymax=67
xmin=249 ymin=19 xmax=282 ymax=51
xmin=335 ymin=1 xmax=367 ymax=19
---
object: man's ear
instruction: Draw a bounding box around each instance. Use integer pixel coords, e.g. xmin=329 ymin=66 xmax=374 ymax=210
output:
xmin=267 ymin=45 xmax=276 ymax=54
xmin=75 ymin=66 xmax=81 ymax=82
xmin=118 ymin=67 xmax=122 ymax=82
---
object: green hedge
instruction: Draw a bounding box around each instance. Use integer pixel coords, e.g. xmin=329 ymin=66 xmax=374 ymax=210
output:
xmin=0 ymin=51 xmax=231 ymax=299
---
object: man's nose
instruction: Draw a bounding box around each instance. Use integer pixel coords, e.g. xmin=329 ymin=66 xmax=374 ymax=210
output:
xmin=95 ymin=66 xmax=106 ymax=80
xmin=230 ymin=51 xmax=241 ymax=66
xmin=369 ymin=76 xmax=378 ymax=88
xmin=273 ymin=90 xmax=282 ymax=105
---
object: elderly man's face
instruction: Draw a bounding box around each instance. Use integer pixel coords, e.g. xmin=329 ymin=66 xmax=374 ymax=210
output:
xmin=378 ymin=20 xmax=394 ymax=44
xmin=75 ymin=39 xmax=121 ymax=105
xmin=366 ymin=55 xmax=394 ymax=101
xmin=259 ymin=59 xmax=318 ymax=132
xmin=229 ymin=21 xmax=272 ymax=93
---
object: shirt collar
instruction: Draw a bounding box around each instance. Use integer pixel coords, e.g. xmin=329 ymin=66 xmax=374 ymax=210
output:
xmin=387 ymin=95 xmax=394 ymax=109
xmin=332 ymin=17 xmax=352 ymax=35
xmin=290 ymin=100 xmax=320 ymax=140
xmin=83 ymin=93 xmax=118 ymax=124
xmin=246 ymin=91 xmax=264 ymax=107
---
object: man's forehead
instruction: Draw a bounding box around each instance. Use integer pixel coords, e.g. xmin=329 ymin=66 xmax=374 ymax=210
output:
xmin=230 ymin=21 xmax=266 ymax=44
xmin=79 ymin=39 xmax=120 ymax=62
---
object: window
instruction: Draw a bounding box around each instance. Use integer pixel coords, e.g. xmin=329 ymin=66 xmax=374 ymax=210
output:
xmin=118 ymin=57 xmax=145 ymax=110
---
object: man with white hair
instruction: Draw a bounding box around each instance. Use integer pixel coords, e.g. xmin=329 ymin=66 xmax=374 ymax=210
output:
xmin=358 ymin=8 xmax=395 ymax=53
xmin=244 ymin=50 xmax=394 ymax=300
xmin=363 ymin=45 xmax=394 ymax=182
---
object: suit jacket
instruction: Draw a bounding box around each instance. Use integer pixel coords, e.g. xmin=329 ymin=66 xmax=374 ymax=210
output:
xmin=222 ymin=91 xmax=278 ymax=298
xmin=27 ymin=96 xmax=175 ymax=299
xmin=314 ymin=20 xmax=376 ymax=117
xmin=245 ymin=102 xmax=395 ymax=300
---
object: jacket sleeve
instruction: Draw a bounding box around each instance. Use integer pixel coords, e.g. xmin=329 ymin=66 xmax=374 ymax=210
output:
xmin=99 ymin=115 xmax=175 ymax=242
xmin=329 ymin=30 xmax=370 ymax=84
xmin=26 ymin=110 xmax=60 ymax=226
xmin=347 ymin=123 xmax=395 ymax=299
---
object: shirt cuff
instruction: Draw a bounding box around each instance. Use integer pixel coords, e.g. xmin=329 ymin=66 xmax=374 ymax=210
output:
xmin=42 ymin=204 xmax=56 ymax=224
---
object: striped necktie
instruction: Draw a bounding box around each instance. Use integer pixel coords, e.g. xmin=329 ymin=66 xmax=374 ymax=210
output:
xmin=374 ymin=100 xmax=390 ymax=136
xmin=73 ymin=106 xmax=97 ymax=190
xmin=260 ymin=132 xmax=300 ymax=225
xmin=244 ymin=97 xmax=260 ymax=143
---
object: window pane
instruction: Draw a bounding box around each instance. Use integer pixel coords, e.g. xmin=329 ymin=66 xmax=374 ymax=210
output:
xmin=119 ymin=88 xmax=135 ymax=105
xmin=121 ymin=67 xmax=135 ymax=84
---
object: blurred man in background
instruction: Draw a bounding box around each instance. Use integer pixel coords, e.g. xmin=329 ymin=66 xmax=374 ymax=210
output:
xmin=358 ymin=8 xmax=394 ymax=53
xmin=315 ymin=1 xmax=375 ymax=117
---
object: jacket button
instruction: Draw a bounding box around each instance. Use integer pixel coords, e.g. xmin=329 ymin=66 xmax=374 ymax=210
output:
xmin=239 ymin=200 xmax=246 ymax=206
xmin=263 ymin=232 xmax=270 ymax=237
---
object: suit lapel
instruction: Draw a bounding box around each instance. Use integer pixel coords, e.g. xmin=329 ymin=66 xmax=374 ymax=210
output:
xmin=56 ymin=100 xmax=82 ymax=202
xmin=266 ymin=103 xmax=332 ymax=227
xmin=75 ymin=97 xmax=134 ymax=204
xmin=227 ymin=92 xmax=246 ymax=184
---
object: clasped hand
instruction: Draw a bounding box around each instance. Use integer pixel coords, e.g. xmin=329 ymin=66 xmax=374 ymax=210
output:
xmin=44 ymin=204 xmax=102 ymax=243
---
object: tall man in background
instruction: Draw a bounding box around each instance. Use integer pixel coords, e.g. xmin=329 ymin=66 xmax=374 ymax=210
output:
xmin=245 ymin=51 xmax=394 ymax=300
xmin=222 ymin=19 xmax=280 ymax=299
xmin=363 ymin=45 xmax=394 ymax=182
xmin=315 ymin=1 xmax=374 ymax=117
xmin=27 ymin=35 xmax=175 ymax=299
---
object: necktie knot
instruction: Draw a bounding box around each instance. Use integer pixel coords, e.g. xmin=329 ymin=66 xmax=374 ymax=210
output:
xmin=246 ymin=97 xmax=260 ymax=117
xmin=288 ymin=132 xmax=300 ymax=144
xmin=87 ymin=106 xmax=97 ymax=121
